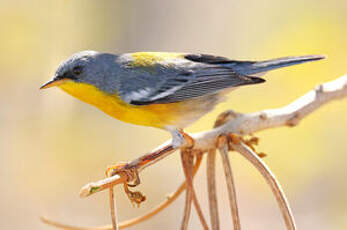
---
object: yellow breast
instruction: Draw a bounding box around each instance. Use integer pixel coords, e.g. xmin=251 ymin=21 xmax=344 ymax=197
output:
xmin=58 ymin=81 xmax=188 ymax=128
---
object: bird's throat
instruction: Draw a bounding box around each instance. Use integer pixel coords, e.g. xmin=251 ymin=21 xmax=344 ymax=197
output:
xmin=57 ymin=81 xmax=181 ymax=128
xmin=58 ymin=81 xmax=128 ymax=117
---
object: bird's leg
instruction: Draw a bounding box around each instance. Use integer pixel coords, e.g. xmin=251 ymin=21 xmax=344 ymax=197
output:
xmin=105 ymin=128 xmax=194 ymax=205
xmin=106 ymin=162 xmax=146 ymax=206
xmin=169 ymin=128 xmax=195 ymax=149
xmin=105 ymin=145 xmax=176 ymax=186
xmin=106 ymin=129 xmax=194 ymax=182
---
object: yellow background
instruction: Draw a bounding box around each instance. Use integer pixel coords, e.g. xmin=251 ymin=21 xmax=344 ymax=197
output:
xmin=1 ymin=0 xmax=347 ymax=229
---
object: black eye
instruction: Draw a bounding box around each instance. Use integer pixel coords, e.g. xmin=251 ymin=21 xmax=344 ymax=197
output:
xmin=72 ymin=66 xmax=83 ymax=75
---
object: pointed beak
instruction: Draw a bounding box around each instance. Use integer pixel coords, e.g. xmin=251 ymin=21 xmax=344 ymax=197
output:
xmin=40 ymin=78 xmax=69 ymax=89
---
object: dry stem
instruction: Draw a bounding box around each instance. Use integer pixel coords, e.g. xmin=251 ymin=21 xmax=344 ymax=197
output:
xmin=180 ymin=149 xmax=194 ymax=230
xmin=109 ymin=188 xmax=118 ymax=230
xmin=180 ymin=149 xmax=210 ymax=230
xmin=207 ymin=148 xmax=219 ymax=230
xmin=218 ymin=137 xmax=241 ymax=230
xmin=231 ymin=141 xmax=296 ymax=230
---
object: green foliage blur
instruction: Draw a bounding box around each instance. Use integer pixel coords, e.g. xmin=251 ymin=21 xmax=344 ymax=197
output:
xmin=1 ymin=0 xmax=347 ymax=229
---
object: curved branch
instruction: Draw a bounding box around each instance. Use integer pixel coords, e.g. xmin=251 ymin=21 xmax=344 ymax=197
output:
xmin=207 ymin=148 xmax=219 ymax=230
xmin=218 ymin=139 xmax=240 ymax=230
xmin=231 ymin=142 xmax=296 ymax=230
xmin=180 ymin=149 xmax=194 ymax=230
xmin=193 ymin=74 xmax=347 ymax=150
xmin=109 ymin=188 xmax=118 ymax=230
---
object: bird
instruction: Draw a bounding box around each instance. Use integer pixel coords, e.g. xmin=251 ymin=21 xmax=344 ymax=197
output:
xmin=40 ymin=51 xmax=324 ymax=148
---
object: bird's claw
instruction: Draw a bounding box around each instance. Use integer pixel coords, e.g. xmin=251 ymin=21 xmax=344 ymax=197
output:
xmin=106 ymin=162 xmax=145 ymax=206
xmin=106 ymin=162 xmax=141 ymax=187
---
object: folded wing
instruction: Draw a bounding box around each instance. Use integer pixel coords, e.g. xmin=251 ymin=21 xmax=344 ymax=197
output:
xmin=118 ymin=53 xmax=265 ymax=105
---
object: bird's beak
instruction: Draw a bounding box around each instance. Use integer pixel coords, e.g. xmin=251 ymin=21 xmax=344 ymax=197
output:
xmin=40 ymin=78 xmax=69 ymax=89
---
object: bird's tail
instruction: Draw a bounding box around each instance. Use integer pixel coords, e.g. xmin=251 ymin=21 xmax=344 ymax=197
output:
xmin=228 ymin=55 xmax=325 ymax=76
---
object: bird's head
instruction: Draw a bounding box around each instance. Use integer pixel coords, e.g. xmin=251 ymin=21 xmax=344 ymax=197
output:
xmin=40 ymin=50 xmax=119 ymax=92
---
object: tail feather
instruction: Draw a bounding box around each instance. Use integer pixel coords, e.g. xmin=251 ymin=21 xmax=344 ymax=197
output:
xmin=229 ymin=55 xmax=325 ymax=75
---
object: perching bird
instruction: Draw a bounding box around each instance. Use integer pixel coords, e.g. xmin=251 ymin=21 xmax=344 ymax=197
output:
xmin=40 ymin=51 xmax=324 ymax=147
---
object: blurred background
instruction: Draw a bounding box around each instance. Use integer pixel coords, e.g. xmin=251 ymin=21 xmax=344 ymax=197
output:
xmin=1 ymin=0 xmax=347 ymax=229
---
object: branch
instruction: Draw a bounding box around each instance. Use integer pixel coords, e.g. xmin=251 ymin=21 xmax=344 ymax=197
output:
xmin=180 ymin=149 xmax=193 ymax=230
xmin=183 ymin=151 xmax=209 ymax=230
xmin=231 ymin=141 xmax=296 ymax=230
xmin=218 ymin=137 xmax=240 ymax=230
xmin=108 ymin=188 xmax=118 ymax=230
xmin=206 ymin=148 xmax=219 ymax=230
xmin=192 ymin=74 xmax=347 ymax=151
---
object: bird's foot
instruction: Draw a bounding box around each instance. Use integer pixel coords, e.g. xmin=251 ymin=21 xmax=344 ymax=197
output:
xmin=106 ymin=162 xmax=141 ymax=187
xmin=106 ymin=162 xmax=146 ymax=206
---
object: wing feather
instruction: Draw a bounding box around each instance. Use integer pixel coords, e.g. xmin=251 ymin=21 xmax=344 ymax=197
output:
xmin=118 ymin=53 xmax=265 ymax=105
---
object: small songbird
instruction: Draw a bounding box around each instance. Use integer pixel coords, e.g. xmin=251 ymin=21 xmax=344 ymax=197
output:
xmin=40 ymin=51 xmax=324 ymax=147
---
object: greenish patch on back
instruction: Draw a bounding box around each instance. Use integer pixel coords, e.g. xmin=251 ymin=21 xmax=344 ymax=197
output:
xmin=129 ymin=52 xmax=183 ymax=67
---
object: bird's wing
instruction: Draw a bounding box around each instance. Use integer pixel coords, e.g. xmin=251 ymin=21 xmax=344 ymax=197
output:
xmin=118 ymin=53 xmax=265 ymax=105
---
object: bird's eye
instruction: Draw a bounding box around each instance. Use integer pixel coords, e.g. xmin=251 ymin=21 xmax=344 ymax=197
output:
xmin=72 ymin=66 xmax=83 ymax=75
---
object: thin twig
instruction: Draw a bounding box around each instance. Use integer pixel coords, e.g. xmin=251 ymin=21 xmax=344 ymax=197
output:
xmin=207 ymin=148 xmax=219 ymax=230
xmin=190 ymin=160 xmax=210 ymax=230
xmin=109 ymin=188 xmax=118 ymax=230
xmin=218 ymin=137 xmax=241 ymax=230
xmin=181 ymin=149 xmax=210 ymax=230
xmin=180 ymin=149 xmax=194 ymax=230
xmin=231 ymin=141 xmax=296 ymax=230
xmin=80 ymin=174 xmax=126 ymax=198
